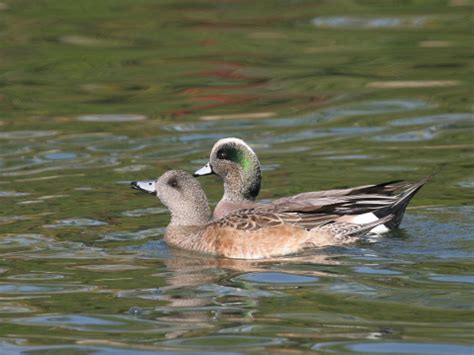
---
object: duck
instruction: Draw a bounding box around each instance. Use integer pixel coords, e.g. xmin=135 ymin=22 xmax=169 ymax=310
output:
xmin=131 ymin=170 xmax=405 ymax=259
xmin=193 ymin=137 xmax=428 ymax=231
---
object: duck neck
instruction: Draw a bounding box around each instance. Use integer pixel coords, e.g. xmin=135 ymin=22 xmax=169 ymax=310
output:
xmin=168 ymin=204 xmax=210 ymax=227
xmin=223 ymin=164 xmax=261 ymax=202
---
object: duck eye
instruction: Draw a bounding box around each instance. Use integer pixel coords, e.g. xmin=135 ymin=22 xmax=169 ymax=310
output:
xmin=217 ymin=148 xmax=229 ymax=160
xmin=167 ymin=178 xmax=179 ymax=188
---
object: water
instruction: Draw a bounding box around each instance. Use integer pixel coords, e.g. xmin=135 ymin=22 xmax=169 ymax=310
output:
xmin=0 ymin=0 xmax=473 ymax=353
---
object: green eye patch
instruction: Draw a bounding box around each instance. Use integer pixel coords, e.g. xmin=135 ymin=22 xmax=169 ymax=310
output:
xmin=217 ymin=147 xmax=251 ymax=172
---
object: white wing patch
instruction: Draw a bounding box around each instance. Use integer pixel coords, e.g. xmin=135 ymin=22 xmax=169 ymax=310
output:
xmin=348 ymin=212 xmax=389 ymax=234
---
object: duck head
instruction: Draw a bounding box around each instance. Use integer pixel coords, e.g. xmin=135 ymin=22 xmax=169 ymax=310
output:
xmin=131 ymin=170 xmax=210 ymax=226
xmin=193 ymin=137 xmax=261 ymax=202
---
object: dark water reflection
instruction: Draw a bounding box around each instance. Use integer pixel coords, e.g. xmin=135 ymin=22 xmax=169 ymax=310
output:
xmin=0 ymin=0 xmax=473 ymax=353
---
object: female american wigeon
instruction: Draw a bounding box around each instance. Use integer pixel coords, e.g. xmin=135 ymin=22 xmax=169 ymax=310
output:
xmin=131 ymin=170 xmax=403 ymax=259
xmin=193 ymin=137 xmax=428 ymax=231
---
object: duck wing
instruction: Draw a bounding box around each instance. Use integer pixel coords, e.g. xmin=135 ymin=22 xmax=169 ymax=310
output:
xmin=271 ymin=180 xmax=407 ymax=208
xmin=213 ymin=209 xmax=339 ymax=231
xmin=267 ymin=179 xmax=427 ymax=217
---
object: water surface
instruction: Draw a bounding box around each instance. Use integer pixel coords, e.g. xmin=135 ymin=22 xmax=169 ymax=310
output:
xmin=0 ymin=0 xmax=473 ymax=353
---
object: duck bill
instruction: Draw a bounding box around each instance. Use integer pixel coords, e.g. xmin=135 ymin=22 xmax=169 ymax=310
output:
xmin=193 ymin=162 xmax=213 ymax=177
xmin=130 ymin=180 xmax=156 ymax=195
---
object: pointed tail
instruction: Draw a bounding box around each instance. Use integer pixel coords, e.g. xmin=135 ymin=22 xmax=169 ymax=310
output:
xmin=375 ymin=176 xmax=430 ymax=229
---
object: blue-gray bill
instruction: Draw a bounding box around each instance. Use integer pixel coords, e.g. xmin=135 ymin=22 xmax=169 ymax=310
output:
xmin=193 ymin=162 xmax=213 ymax=177
xmin=130 ymin=180 xmax=156 ymax=195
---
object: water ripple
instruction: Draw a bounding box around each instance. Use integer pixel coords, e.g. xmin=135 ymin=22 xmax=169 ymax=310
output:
xmin=312 ymin=16 xmax=427 ymax=29
xmin=0 ymin=215 xmax=32 ymax=225
xmin=0 ymin=130 xmax=57 ymax=140
xmin=73 ymin=264 xmax=148 ymax=272
xmin=353 ymin=266 xmax=402 ymax=275
xmin=0 ymin=343 xmax=167 ymax=354
xmin=14 ymin=314 xmax=123 ymax=327
xmin=429 ymin=275 xmax=474 ymax=284
xmin=457 ymin=179 xmax=474 ymax=188
xmin=161 ymin=335 xmax=287 ymax=349
xmin=313 ymin=341 xmax=473 ymax=354
xmin=0 ymin=284 xmax=95 ymax=294
xmin=372 ymin=128 xmax=437 ymax=142
xmin=263 ymin=126 xmax=384 ymax=144
xmin=86 ymin=140 xmax=149 ymax=153
xmin=0 ymin=234 xmax=53 ymax=248
xmin=0 ymin=144 xmax=33 ymax=157
xmin=100 ymin=227 xmax=164 ymax=241
xmin=0 ymin=303 xmax=36 ymax=313
xmin=38 ymin=151 xmax=80 ymax=160
xmin=390 ymin=113 xmax=473 ymax=126
xmin=117 ymin=288 xmax=163 ymax=300
xmin=236 ymin=272 xmax=319 ymax=284
xmin=328 ymin=99 xmax=429 ymax=116
xmin=121 ymin=208 xmax=167 ymax=217
xmin=7 ymin=274 xmax=65 ymax=281
xmin=77 ymin=114 xmax=147 ymax=122
xmin=162 ymin=100 xmax=428 ymax=132
xmin=44 ymin=218 xmax=108 ymax=228
xmin=114 ymin=164 xmax=149 ymax=173
xmin=51 ymin=133 xmax=128 ymax=145
xmin=0 ymin=191 xmax=31 ymax=197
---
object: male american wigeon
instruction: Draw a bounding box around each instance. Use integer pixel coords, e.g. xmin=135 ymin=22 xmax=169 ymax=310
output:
xmin=194 ymin=137 xmax=428 ymax=231
xmin=131 ymin=170 xmax=412 ymax=259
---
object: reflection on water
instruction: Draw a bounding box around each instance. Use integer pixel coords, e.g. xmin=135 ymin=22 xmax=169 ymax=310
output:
xmin=389 ymin=113 xmax=473 ymax=126
xmin=44 ymin=218 xmax=108 ymax=228
xmin=313 ymin=341 xmax=473 ymax=354
xmin=0 ymin=0 xmax=472 ymax=352
xmin=77 ymin=114 xmax=147 ymax=122
xmin=0 ymin=131 xmax=58 ymax=140
xmin=312 ymin=16 xmax=428 ymax=29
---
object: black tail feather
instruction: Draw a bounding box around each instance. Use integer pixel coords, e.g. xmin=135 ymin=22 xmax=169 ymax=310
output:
xmin=374 ymin=176 xmax=430 ymax=229
xmin=349 ymin=180 xmax=406 ymax=196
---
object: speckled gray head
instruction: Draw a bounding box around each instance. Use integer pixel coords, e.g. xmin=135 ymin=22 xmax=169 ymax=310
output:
xmin=194 ymin=137 xmax=261 ymax=202
xmin=131 ymin=170 xmax=210 ymax=226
